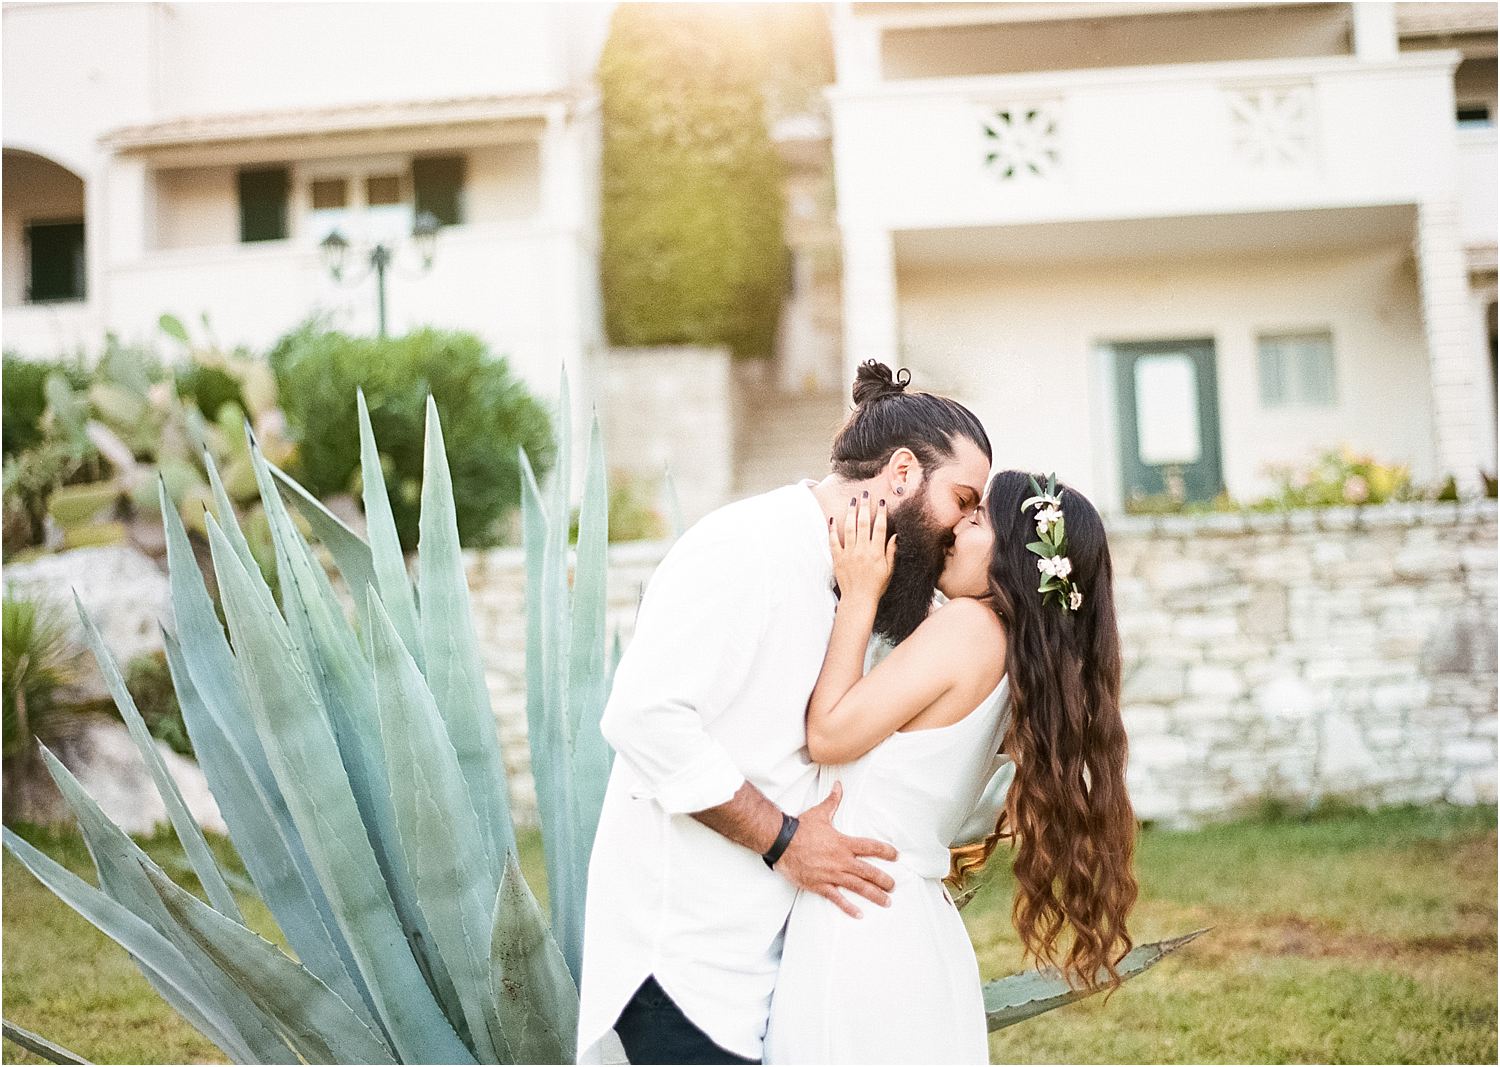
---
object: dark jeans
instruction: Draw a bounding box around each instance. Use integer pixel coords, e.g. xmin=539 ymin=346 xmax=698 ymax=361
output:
xmin=613 ymin=975 xmax=760 ymax=1065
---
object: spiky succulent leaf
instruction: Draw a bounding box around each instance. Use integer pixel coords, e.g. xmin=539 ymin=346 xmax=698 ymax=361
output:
xmin=2 ymin=1019 xmax=92 ymax=1065
xmin=161 ymin=625 xmax=379 ymax=1031
xmin=265 ymin=458 xmax=378 ymax=602
xmin=367 ymin=587 xmax=511 ymax=1063
xmin=203 ymin=512 xmax=475 ymax=1064
xmin=141 ymin=864 xmax=398 ymax=1065
xmin=984 ymin=928 xmax=1208 ymax=1031
xmin=70 ymin=592 xmax=242 ymax=922
xmin=357 ymin=388 xmax=423 ymax=670
xmin=490 ymin=853 xmax=579 ymax=1065
xmin=159 ymin=476 xmax=376 ymax=1027
xmin=417 ymin=393 xmax=517 ymax=876
xmin=2 ymin=827 xmax=244 ymax=1061
xmin=35 ymin=745 xmax=292 ymax=1063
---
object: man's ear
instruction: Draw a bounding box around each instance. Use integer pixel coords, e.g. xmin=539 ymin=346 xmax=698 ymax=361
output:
xmin=886 ymin=447 xmax=922 ymax=496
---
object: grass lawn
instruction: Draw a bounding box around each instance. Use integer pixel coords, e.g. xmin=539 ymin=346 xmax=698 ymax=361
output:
xmin=2 ymin=802 xmax=1494 ymax=1064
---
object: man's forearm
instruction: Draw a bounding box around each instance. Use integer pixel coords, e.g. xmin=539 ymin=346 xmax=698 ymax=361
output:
xmin=692 ymin=779 xmax=786 ymax=855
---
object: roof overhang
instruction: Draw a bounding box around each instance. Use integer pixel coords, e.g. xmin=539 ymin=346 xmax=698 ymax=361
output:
xmin=100 ymin=91 xmax=583 ymax=166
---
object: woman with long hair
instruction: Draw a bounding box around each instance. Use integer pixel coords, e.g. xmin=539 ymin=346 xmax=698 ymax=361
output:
xmin=764 ymin=470 xmax=1139 ymax=1065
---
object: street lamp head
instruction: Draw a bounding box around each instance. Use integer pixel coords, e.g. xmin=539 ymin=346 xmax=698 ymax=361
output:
xmin=412 ymin=210 xmax=440 ymax=271
xmin=320 ymin=228 xmax=350 ymax=280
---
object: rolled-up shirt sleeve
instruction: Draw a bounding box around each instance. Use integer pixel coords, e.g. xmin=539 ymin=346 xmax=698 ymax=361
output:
xmin=599 ymin=522 xmax=774 ymax=815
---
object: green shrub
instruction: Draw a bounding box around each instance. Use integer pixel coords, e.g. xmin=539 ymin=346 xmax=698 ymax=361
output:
xmin=598 ymin=3 xmax=790 ymax=359
xmin=2 ymin=595 xmax=76 ymax=764
xmin=568 ymin=470 xmax=670 ymax=544
xmin=268 ymin=322 xmax=555 ymax=550
xmin=123 ymin=652 xmax=191 ymax=759
xmin=174 ymin=363 xmax=246 ymax=422
xmin=1 ymin=354 xmax=90 ymax=458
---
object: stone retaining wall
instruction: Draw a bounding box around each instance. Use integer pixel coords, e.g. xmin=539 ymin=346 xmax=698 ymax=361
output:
xmin=466 ymin=500 xmax=1498 ymax=828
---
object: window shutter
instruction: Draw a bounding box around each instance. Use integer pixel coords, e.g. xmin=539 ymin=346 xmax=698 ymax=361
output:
xmin=238 ymin=167 xmax=289 ymax=242
xmin=413 ymin=155 xmax=466 ymax=226
xmin=25 ymin=221 xmax=86 ymax=302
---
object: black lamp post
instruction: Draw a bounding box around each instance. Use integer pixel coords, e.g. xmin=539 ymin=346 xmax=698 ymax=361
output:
xmin=320 ymin=210 xmax=441 ymax=338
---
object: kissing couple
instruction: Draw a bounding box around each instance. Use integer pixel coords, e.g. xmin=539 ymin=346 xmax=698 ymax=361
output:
xmin=575 ymin=360 xmax=1140 ymax=1065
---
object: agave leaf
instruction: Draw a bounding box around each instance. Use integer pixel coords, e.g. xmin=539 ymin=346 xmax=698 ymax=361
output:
xmin=558 ymin=415 xmax=614 ymax=979
xmin=35 ymin=745 xmax=294 ymax=1063
xmin=366 ymin=588 xmax=510 ymax=1064
xmin=69 ymin=592 xmax=243 ymax=923
xmin=161 ymin=626 xmax=382 ymax=1034
xmin=416 ymin=393 xmax=516 ymax=877
xmin=984 ymin=928 xmax=1209 ymax=1031
xmin=141 ymin=864 xmax=398 ymax=1065
xmin=265 ymin=457 xmax=378 ymax=601
xmin=159 ymin=477 xmax=378 ymax=1030
xmin=520 ymin=442 xmax=576 ymax=978
xmin=203 ymin=513 xmax=476 ymax=1064
xmin=357 ymin=388 xmax=422 ymax=670
xmin=1 ymin=828 xmax=244 ymax=1061
xmin=202 ymin=447 xmax=260 ymax=580
xmin=251 ymin=433 xmax=476 ymax=1049
xmin=2 ymin=1019 xmax=92 ymax=1065
xmin=490 ymin=853 xmax=579 ymax=1065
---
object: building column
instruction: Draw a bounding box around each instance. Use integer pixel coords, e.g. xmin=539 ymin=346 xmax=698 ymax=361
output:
xmin=539 ymin=100 xmax=596 ymax=492
xmin=1351 ymin=3 xmax=1398 ymax=62
xmin=101 ymin=156 xmax=152 ymax=270
xmin=1469 ymin=281 xmax=1498 ymax=476
xmin=839 ymin=226 xmax=899 ymax=379
xmin=831 ymin=2 xmax=881 ymax=89
xmin=1415 ymin=199 xmax=1486 ymax=493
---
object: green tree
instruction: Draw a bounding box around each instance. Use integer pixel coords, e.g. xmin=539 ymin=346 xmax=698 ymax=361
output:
xmin=599 ymin=3 xmax=793 ymax=359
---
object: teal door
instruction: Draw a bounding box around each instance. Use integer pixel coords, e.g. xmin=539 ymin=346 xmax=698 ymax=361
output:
xmin=1113 ymin=339 xmax=1224 ymax=506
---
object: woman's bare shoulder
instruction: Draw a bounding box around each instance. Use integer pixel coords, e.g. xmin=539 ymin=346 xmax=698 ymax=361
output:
xmin=913 ymin=597 xmax=1007 ymax=671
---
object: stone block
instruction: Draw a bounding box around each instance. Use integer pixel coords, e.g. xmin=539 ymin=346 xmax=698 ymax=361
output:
xmin=1172 ymin=613 xmax=1238 ymax=640
xmin=1241 ymin=584 xmax=1288 ymax=636
xmin=1122 ymin=704 xmax=1171 ymax=736
xmin=1124 ymin=663 xmax=1186 ymax=703
xmin=1188 ymin=665 xmax=1244 ymax=698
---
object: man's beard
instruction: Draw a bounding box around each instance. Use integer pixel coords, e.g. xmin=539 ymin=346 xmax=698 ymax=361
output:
xmin=871 ymin=482 xmax=953 ymax=645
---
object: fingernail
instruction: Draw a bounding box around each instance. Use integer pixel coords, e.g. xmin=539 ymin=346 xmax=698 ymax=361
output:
xmin=879 ymin=499 xmax=885 ymax=507
xmin=862 ymin=490 xmax=868 ymax=498
xmin=850 ymin=497 xmax=857 ymax=506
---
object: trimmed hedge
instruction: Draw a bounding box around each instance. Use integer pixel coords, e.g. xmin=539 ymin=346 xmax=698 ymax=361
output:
xmin=268 ymin=323 xmax=555 ymax=551
xmin=599 ymin=3 xmax=789 ymax=359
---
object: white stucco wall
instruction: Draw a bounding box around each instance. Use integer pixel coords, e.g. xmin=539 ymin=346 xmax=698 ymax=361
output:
xmin=896 ymin=241 xmax=1436 ymax=509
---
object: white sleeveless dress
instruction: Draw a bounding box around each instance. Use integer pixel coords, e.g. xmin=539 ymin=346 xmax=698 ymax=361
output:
xmin=763 ymin=675 xmax=1011 ymax=1065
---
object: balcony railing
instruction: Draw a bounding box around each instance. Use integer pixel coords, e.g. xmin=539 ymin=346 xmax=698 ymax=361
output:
xmin=829 ymin=52 xmax=1467 ymax=232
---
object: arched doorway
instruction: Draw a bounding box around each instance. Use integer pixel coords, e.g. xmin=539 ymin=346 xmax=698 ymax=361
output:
xmin=2 ymin=148 xmax=87 ymax=306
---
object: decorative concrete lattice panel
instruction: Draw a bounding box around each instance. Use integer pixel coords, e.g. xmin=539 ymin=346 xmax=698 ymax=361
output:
xmin=980 ymin=101 xmax=1062 ymax=181
xmin=1227 ymin=83 xmax=1316 ymax=171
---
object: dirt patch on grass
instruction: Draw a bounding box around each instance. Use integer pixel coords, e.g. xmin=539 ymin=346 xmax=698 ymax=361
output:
xmin=1194 ymin=914 xmax=1497 ymax=963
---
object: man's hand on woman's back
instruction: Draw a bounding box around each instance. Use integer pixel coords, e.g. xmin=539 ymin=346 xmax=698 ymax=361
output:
xmin=775 ymin=782 xmax=898 ymax=918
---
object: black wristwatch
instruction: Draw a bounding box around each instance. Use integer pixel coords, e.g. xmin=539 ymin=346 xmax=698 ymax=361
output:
xmin=762 ymin=812 xmax=800 ymax=869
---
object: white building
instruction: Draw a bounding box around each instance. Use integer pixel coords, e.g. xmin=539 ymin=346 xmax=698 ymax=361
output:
xmin=2 ymin=2 xmax=611 ymax=409
xmin=827 ymin=1 xmax=1498 ymax=508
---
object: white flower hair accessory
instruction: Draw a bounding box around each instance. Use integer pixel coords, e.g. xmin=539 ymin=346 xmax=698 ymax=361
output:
xmin=1023 ymin=473 xmax=1084 ymax=613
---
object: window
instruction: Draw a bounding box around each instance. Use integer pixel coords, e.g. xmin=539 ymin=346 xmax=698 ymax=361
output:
xmin=412 ymin=155 xmax=466 ymax=227
xmin=1258 ymin=331 xmax=1337 ymax=407
xmin=25 ymin=220 xmax=85 ymax=302
xmin=238 ymin=167 xmax=289 ymax=242
xmin=1457 ymin=104 xmax=1494 ymax=129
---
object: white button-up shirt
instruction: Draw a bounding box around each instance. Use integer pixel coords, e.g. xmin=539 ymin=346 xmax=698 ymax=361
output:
xmin=576 ymin=481 xmax=837 ymax=1063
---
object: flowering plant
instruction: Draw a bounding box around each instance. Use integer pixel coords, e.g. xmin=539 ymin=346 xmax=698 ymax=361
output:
xmin=1023 ymin=473 xmax=1083 ymax=612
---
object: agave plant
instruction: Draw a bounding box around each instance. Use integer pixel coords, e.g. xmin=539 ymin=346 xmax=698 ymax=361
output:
xmin=3 ymin=374 xmax=1202 ymax=1064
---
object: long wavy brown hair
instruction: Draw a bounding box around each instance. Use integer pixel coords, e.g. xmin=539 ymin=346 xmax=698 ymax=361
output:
xmin=947 ymin=470 xmax=1139 ymax=996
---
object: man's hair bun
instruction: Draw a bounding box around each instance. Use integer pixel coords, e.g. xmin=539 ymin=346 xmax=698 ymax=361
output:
xmin=852 ymin=360 xmax=912 ymax=406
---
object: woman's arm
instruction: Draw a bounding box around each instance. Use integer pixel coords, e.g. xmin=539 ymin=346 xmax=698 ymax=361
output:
xmin=805 ymin=495 xmax=971 ymax=764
